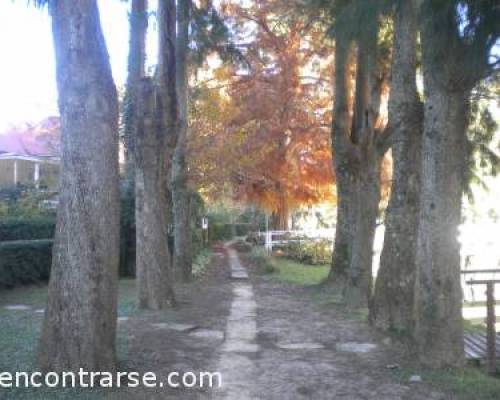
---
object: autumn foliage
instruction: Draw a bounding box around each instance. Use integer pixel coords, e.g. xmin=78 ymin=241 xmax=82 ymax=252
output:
xmin=188 ymin=0 xmax=335 ymax=228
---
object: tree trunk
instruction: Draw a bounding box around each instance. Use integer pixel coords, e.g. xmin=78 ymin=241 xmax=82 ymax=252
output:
xmin=135 ymin=79 xmax=176 ymax=309
xmin=37 ymin=0 xmax=120 ymax=372
xmin=414 ymin=87 xmax=468 ymax=367
xmin=134 ymin=0 xmax=178 ymax=309
xmin=413 ymin=10 xmax=470 ymax=366
xmin=347 ymin=150 xmax=381 ymax=308
xmin=277 ymin=191 xmax=289 ymax=231
xmin=342 ymin=18 xmax=383 ymax=309
xmin=328 ymin=35 xmax=355 ymax=285
xmin=371 ymin=0 xmax=422 ymax=332
xmin=172 ymin=0 xmax=192 ymax=282
xmin=120 ymin=0 xmax=148 ymax=278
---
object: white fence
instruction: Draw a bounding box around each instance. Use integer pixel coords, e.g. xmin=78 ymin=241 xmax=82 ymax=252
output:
xmin=263 ymin=229 xmax=335 ymax=253
xmin=259 ymin=226 xmax=500 ymax=305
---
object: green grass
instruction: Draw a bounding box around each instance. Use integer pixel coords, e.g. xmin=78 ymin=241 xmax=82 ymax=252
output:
xmin=464 ymin=319 xmax=487 ymax=333
xmin=0 ymin=280 xmax=137 ymax=399
xmin=192 ymin=248 xmax=213 ymax=277
xmin=271 ymin=257 xmax=329 ymax=286
xmin=392 ymin=367 xmax=500 ymax=400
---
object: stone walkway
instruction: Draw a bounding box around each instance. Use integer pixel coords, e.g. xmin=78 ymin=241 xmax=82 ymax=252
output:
xmin=216 ymin=245 xmax=259 ymax=399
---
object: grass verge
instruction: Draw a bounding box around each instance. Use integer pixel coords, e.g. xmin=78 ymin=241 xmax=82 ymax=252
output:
xmin=391 ymin=367 xmax=500 ymax=400
xmin=192 ymin=248 xmax=213 ymax=278
xmin=271 ymin=257 xmax=330 ymax=285
xmin=248 ymin=247 xmax=329 ymax=286
xmin=0 ymin=280 xmax=137 ymax=399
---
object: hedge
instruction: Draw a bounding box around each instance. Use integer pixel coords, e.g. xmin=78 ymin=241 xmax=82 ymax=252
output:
xmin=234 ymin=223 xmax=253 ymax=237
xmin=0 ymin=240 xmax=53 ymax=289
xmin=0 ymin=216 xmax=55 ymax=241
xmin=208 ymin=223 xmax=234 ymax=242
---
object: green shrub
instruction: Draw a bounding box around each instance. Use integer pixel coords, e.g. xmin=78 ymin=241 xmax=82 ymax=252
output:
xmin=249 ymin=247 xmax=277 ymax=274
xmin=192 ymin=249 xmax=212 ymax=277
xmin=209 ymin=222 xmax=234 ymax=242
xmin=281 ymin=239 xmax=332 ymax=265
xmin=0 ymin=240 xmax=53 ymax=289
xmin=234 ymin=223 xmax=252 ymax=237
xmin=191 ymin=228 xmax=205 ymax=259
xmin=0 ymin=216 xmax=56 ymax=241
xmin=0 ymin=185 xmax=58 ymax=218
xmin=246 ymin=231 xmax=265 ymax=245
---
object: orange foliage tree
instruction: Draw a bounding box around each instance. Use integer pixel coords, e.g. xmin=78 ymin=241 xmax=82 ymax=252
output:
xmin=189 ymin=0 xmax=335 ymax=229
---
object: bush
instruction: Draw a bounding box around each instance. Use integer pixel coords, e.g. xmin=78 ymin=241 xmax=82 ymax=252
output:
xmin=0 ymin=216 xmax=55 ymax=241
xmin=191 ymin=228 xmax=205 ymax=259
xmin=281 ymin=239 xmax=332 ymax=265
xmin=248 ymin=247 xmax=277 ymax=274
xmin=192 ymin=249 xmax=212 ymax=277
xmin=246 ymin=231 xmax=265 ymax=245
xmin=209 ymin=223 xmax=234 ymax=242
xmin=0 ymin=185 xmax=58 ymax=217
xmin=0 ymin=240 xmax=53 ymax=289
xmin=234 ymin=223 xmax=252 ymax=237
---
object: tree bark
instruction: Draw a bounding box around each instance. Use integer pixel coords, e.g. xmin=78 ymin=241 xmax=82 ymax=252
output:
xmin=413 ymin=7 xmax=470 ymax=367
xmin=413 ymin=87 xmax=468 ymax=368
xmin=135 ymin=79 xmax=176 ymax=309
xmin=342 ymin=19 xmax=385 ymax=309
xmin=347 ymin=149 xmax=382 ymax=308
xmin=37 ymin=0 xmax=120 ymax=372
xmin=371 ymin=0 xmax=422 ymax=332
xmin=120 ymin=0 xmax=148 ymax=277
xmin=328 ymin=35 xmax=355 ymax=285
xmin=277 ymin=191 xmax=289 ymax=231
xmin=172 ymin=0 xmax=193 ymax=282
xmin=135 ymin=0 xmax=178 ymax=309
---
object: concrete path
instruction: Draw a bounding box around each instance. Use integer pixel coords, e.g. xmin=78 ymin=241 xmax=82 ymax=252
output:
xmin=216 ymin=245 xmax=259 ymax=399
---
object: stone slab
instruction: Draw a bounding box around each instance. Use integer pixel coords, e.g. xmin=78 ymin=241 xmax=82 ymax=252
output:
xmin=190 ymin=329 xmax=225 ymax=340
xmin=336 ymin=342 xmax=377 ymax=353
xmin=4 ymin=305 xmax=31 ymax=311
xmin=152 ymin=323 xmax=198 ymax=332
xmin=277 ymin=342 xmax=325 ymax=350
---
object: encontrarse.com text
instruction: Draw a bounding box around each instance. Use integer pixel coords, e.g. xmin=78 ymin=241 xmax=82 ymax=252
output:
xmin=0 ymin=370 xmax=222 ymax=389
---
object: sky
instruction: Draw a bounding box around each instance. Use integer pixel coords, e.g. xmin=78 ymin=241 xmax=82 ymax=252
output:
xmin=0 ymin=1 xmax=498 ymax=132
xmin=0 ymin=0 xmax=158 ymax=131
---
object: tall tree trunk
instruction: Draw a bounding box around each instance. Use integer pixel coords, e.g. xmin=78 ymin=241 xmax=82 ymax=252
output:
xmin=342 ymin=18 xmax=385 ymax=309
xmin=120 ymin=0 xmax=148 ymax=277
xmin=414 ymin=86 xmax=468 ymax=368
xmin=135 ymin=0 xmax=178 ymax=309
xmin=413 ymin=7 xmax=470 ymax=367
xmin=371 ymin=0 xmax=422 ymax=332
xmin=135 ymin=79 xmax=176 ymax=309
xmin=277 ymin=191 xmax=289 ymax=231
xmin=328 ymin=34 xmax=355 ymax=285
xmin=172 ymin=0 xmax=192 ymax=282
xmin=37 ymin=0 xmax=120 ymax=372
xmin=347 ymin=150 xmax=381 ymax=308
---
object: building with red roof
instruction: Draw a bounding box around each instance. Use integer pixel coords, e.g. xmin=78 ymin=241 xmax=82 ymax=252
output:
xmin=0 ymin=117 xmax=60 ymax=190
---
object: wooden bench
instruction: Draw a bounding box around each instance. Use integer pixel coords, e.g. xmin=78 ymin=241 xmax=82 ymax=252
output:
xmin=462 ymin=269 xmax=500 ymax=375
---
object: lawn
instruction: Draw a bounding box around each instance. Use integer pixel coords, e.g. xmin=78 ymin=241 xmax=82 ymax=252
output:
xmin=391 ymin=367 xmax=500 ymax=400
xmin=271 ymin=257 xmax=329 ymax=286
xmin=0 ymin=280 xmax=137 ymax=399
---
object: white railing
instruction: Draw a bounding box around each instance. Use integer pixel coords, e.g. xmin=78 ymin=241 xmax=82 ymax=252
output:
xmin=263 ymin=229 xmax=335 ymax=252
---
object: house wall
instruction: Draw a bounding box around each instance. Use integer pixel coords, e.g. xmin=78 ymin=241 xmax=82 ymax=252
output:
xmin=0 ymin=159 xmax=59 ymax=190
xmin=39 ymin=163 xmax=59 ymax=190
xmin=0 ymin=160 xmax=14 ymax=186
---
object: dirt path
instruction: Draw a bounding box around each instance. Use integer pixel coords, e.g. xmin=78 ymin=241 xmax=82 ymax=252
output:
xmin=113 ymin=243 xmax=450 ymax=399
xmin=220 ymin=246 xmax=448 ymax=400
xmin=243 ymin=259 xmax=447 ymax=399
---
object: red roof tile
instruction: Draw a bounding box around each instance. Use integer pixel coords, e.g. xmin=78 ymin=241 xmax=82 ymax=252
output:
xmin=0 ymin=117 xmax=60 ymax=157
